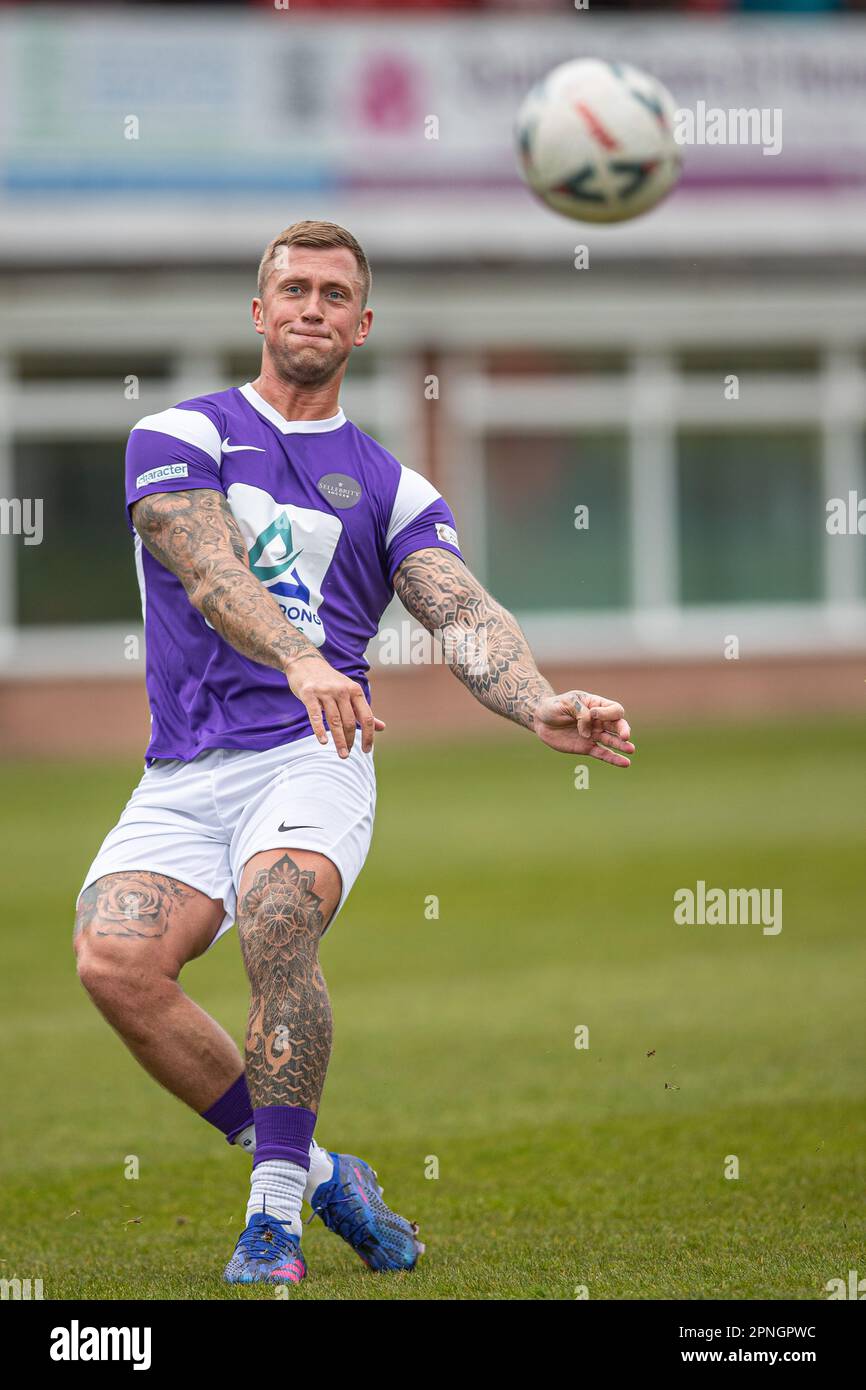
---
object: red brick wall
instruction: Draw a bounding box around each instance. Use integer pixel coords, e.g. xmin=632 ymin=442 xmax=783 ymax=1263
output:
xmin=1 ymin=655 xmax=862 ymax=759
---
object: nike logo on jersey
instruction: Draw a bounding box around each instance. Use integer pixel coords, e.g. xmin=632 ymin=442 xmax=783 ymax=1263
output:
xmin=277 ymin=823 xmax=322 ymax=833
xmin=221 ymin=438 xmax=266 ymax=453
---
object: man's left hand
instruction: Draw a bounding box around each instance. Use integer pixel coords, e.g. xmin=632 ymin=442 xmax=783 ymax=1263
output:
xmin=533 ymin=690 xmax=635 ymax=767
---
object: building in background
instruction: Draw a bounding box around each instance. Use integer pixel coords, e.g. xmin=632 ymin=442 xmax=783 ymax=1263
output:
xmin=1 ymin=3 xmax=864 ymax=752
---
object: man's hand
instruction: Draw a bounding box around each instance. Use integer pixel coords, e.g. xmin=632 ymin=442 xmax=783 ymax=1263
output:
xmin=393 ymin=551 xmax=635 ymax=763
xmin=285 ymin=654 xmax=385 ymax=757
xmin=132 ymin=488 xmax=384 ymax=757
xmin=532 ymin=690 xmax=635 ymax=768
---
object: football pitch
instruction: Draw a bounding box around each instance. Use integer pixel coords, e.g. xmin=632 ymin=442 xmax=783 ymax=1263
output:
xmin=1 ymin=718 xmax=863 ymax=1301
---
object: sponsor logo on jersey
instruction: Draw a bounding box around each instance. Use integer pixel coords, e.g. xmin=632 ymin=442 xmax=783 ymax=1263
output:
xmin=249 ymin=512 xmax=305 ymax=585
xmin=435 ymin=521 xmax=459 ymax=546
xmin=228 ymin=482 xmax=342 ymax=649
xmin=317 ymin=473 xmax=363 ymax=510
xmin=136 ymin=463 xmax=188 ymax=488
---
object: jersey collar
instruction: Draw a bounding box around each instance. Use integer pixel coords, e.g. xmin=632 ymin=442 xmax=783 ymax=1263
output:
xmin=240 ymin=382 xmax=347 ymax=434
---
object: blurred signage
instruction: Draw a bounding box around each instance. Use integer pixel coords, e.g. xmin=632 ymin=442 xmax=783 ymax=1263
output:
xmin=0 ymin=10 xmax=864 ymax=195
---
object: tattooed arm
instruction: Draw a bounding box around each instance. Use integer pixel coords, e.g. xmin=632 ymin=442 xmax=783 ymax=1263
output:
xmin=133 ymin=488 xmax=312 ymax=671
xmin=131 ymin=488 xmax=382 ymax=756
xmin=393 ymin=545 xmax=553 ymax=729
xmin=392 ymin=547 xmax=635 ymax=766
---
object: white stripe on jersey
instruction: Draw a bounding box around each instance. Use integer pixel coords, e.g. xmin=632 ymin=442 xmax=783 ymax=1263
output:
xmin=133 ymin=530 xmax=147 ymax=622
xmin=385 ymin=465 xmax=443 ymax=551
xmin=132 ymin=407 xmax=222 ymax=465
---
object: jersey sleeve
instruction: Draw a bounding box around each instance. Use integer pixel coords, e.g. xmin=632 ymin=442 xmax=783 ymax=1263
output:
xmin=125 ymin=406 xmax=224 ymax=516
xmin=384 ymin=465 xmax=464 ymax=583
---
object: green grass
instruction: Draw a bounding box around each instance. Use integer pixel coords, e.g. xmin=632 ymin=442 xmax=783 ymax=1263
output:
xmin=1 ymin=720 xmax=864 ymax=1299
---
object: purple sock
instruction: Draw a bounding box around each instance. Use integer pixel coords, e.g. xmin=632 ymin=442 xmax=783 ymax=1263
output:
xmin=201 ymin=1073 xmax=254 ymax=1146
xmin=253 ymin=1105 xmax=317 ymax=1170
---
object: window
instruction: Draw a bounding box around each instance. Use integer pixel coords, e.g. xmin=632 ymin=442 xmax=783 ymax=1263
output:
xmin=677 ymin=431 xmax=822 ymax=604
xmin=15 ymin=354 xmax=172 ymax=383
xmin=483 ymin=432 xmax=628 ymax=611
xmin=14 ymin=441 xmax=140 ymax=625
xmin=678 ymin=348 xmax=819 ymax=376
xmin=485 ymin=349 xmax=627 ymax=377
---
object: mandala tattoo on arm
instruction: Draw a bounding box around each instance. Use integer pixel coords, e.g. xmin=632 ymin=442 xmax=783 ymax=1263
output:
xmin=131 ymin=488 xmax=321 ymax=674
xmin=392 ymin=547 xmax=554 ymax=730
xmin=238 ymin=854 xmax=332 ymax=1112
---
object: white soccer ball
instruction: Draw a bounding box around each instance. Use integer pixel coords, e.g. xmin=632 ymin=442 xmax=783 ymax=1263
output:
xmin=515 ymin=58 xmax=682 ymax=224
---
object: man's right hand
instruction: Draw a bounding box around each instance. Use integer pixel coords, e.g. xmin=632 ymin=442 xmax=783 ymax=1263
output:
xmin=132 ymin=488 xmax=385 ymax=756
xmin=285 ymin=654 xmax=385 ymax=757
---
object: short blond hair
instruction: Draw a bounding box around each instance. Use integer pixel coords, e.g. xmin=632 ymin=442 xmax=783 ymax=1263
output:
xmin=257 ymin=220 xmax=372 ymax=308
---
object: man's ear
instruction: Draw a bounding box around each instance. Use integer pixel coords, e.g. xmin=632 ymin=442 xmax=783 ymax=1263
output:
xmin=251 ymin=297 xmax=265 ymax=336
xmin=354 ymin=306 xmax=373 ymax=346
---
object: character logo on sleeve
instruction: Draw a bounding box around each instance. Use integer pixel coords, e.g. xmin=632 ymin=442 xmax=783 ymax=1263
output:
xmin=435 ymin=521 xmax=459 ymax=546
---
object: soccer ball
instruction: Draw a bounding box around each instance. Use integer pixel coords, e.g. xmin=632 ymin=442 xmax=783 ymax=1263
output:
xmin=515 ymin=58 xmax=682 ymax=224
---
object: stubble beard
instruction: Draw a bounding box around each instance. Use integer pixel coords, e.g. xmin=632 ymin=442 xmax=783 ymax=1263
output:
xmin=267 ymin=329 xmax=351 ymax=390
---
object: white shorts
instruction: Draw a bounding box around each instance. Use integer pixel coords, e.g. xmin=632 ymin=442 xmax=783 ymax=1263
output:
xmin=79 ymin=734 xmax=377 ymax=947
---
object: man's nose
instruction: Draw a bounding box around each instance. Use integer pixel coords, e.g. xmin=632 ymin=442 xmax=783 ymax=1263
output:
xmin=301 ymin=294 xmax=325 ymax=319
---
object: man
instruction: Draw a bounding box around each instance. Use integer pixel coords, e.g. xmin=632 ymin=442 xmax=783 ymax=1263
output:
xmin=75 ymin=220 xmax=635 ymax=1286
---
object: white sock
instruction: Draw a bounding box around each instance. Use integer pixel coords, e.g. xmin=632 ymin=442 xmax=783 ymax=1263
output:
xmin=232 ymin=1123 xmax=256 ymax=1156
xmin=246 ymin=1160 xmax=306 ymax=1237
xmin=306 ymin=1139 xmax=334 ymax=1201
xmin=232 ymin=1128 xmax=334 ymax=1204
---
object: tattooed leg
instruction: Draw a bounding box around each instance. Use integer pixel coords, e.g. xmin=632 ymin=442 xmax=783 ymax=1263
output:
xmin=237 ymin=850 xmax=341 ymax=1112
xmin=74 ymin=872 xmax=244 ymax=1112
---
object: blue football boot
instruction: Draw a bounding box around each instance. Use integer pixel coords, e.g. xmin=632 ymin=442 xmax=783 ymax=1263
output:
xmin=309 ymin=1152 xmax=424 ymax=1272
xmin=224 ymin=1209 xmax=307 ymax=1285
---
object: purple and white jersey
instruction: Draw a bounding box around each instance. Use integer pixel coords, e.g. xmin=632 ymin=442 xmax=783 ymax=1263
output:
xmin=126 ymin=382 xmax=463 ymax=763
